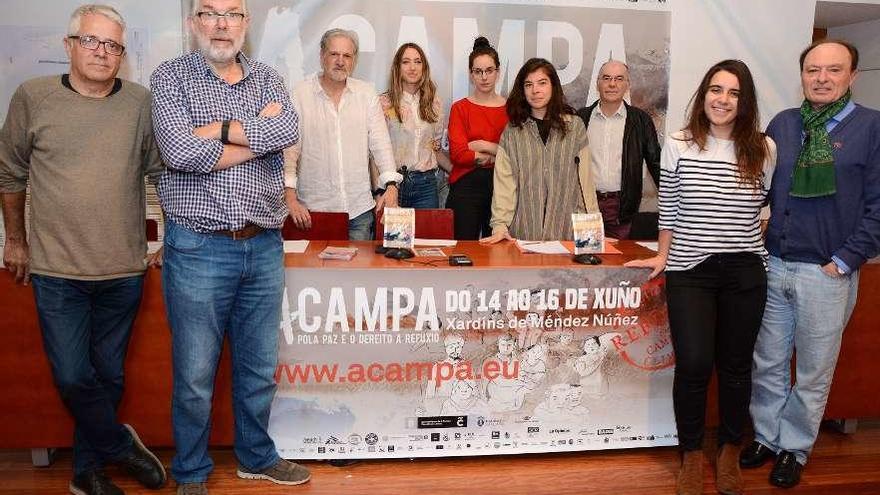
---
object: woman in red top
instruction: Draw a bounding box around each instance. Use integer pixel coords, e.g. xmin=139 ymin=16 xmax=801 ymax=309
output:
xmin=446 ymin=36 xmax=508 ymax=239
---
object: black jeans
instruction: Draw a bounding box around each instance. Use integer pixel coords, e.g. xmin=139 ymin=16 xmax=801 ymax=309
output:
xmin=446 ymin=168 xmax=493 ymax=240
xmin=665 ymin=253 xmax=767 ymax=451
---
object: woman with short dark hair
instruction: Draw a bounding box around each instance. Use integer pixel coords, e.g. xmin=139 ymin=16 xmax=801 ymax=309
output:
xmin=480 ymin=58 xmax=598 ymax=243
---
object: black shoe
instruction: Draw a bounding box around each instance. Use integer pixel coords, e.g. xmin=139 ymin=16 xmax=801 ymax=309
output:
xmin=769 ymin=451 xmax=803 ymax=488
xmin=69 ymin=470 xmax=123 ymax=495
xmin=113 ymin=424 xmax=167 ymax=489
xmin=739 ymin=440 xmax=775 ymax=468
xmin=328 ymin=459 xmax=360 ymax=467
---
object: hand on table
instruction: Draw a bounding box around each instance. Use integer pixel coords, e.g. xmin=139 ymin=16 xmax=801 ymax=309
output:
xmin=624 ymin=255 xmax=667 ymax=279
xmin=479 ymin=230 xmax=513 ymax=245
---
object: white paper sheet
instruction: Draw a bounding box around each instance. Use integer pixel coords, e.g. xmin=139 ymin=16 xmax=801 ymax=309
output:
xmin=636 ymin=241 xmax=659 ymax=252
xmin=283 ymin=240 xmax=310 ymax=253
xmin=516 ymin=240 xmax=571 ymax=254
xmin=147 ymin=241 xmax=163 ymax=254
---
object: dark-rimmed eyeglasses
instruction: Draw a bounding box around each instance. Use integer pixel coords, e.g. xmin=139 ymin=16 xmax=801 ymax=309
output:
xmin=471 ymin=67 xmax=497 ymax=77
xmin=68 ymin=35 xmax=125 ymax=56
xmin=196 ymin=11 xmax=247 ymax=26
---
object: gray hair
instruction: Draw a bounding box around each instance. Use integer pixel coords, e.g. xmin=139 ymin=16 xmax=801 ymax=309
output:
xmin=320 ymin=28 xmax=359 ymax=58
xmin=189 ymin=0 xmax=249 ymax=16
xmin=67 ymin=4 xmax=126 ymax=38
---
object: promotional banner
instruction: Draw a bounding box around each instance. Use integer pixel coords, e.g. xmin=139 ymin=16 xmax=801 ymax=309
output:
xmin=270 ymin=266 xmax=675 ymax=459
xmin=245 ymin=0 xmax=670 ymax=127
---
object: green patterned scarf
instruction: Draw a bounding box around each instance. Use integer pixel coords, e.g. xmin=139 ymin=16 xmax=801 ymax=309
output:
xmin=791 ymin=90 xmax=851 ymax=198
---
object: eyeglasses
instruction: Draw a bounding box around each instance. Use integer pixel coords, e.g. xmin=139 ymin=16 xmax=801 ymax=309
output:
xmin=68 ymin=35 xmax=125 ymax=56
xmin=471 ymin=67 xmax=497 ymax=77
xmin=196 ymin=11 xmax=247 ymax=26
xmin=600 ymin=75 xmax=627 ymax=83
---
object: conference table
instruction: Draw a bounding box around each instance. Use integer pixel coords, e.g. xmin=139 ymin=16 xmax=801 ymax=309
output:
xmin=1 ymin=241 xmax=877 ymax=463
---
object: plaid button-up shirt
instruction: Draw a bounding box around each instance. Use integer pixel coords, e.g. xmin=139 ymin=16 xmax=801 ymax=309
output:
xmin=151 ymin=50 xmax=299 ymax=233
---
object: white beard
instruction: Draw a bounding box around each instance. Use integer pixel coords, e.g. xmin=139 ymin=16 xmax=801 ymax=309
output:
xmin=194 ymin=31 xmax=243 ymax=64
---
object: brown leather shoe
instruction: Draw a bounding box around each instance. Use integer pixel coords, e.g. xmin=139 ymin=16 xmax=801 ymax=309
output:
xmin=716 ymin=443 xmax=744 ymax=495
xmin=677 ymin=450 xmax=704 ymax=495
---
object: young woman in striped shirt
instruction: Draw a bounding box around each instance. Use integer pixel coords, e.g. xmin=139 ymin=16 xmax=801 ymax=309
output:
xmin=626 ymin=59 xmax=776 ymax=495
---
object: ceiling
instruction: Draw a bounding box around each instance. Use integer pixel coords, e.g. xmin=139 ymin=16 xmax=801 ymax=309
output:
xmin=815 ymin=1 xmax=880 ymax=27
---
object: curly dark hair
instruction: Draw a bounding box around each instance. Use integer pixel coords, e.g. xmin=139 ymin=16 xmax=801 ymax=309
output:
xmin=506 ymin=58 xmax=574 ymax=136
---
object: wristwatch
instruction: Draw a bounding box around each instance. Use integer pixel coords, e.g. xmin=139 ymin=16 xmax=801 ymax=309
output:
xmin=220 ymin=120 xmax=231 ymax=144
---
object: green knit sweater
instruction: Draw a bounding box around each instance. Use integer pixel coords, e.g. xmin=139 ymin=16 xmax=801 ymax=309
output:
xmin=0 ymin=75 xmax=163 ymax=280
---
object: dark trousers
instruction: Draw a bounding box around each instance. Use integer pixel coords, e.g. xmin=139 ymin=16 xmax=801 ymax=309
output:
xmin=31 ymin=274 xmax=142 ymax=474
xmin=446 ymin=168 xmax=493 ymax=240
xmin=597 ymin=191 xmax=632 ymax=240
xmin=665 ymin=253 xmax=767 ymax=451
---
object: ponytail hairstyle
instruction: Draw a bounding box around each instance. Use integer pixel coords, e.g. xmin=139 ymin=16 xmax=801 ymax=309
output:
xmin=469 ymin=36 xmax=500 ymax=70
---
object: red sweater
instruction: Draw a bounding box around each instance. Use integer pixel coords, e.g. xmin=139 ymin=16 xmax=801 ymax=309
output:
xmin=447 ymin=98 xmax=508 ymax=184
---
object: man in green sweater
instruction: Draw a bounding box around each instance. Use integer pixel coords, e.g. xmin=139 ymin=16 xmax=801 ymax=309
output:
xmin=0 ymin=5 xmax=166 ymax=495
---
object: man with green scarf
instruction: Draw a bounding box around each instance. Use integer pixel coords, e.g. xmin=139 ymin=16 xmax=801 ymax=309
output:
xmin=740 ymin=39 xmax=880 ymax=489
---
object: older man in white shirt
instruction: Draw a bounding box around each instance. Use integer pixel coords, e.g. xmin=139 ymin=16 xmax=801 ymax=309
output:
xmin=284 ymin=28 xmax=401 ymax=240
xmin=576 ymin=60 xmax=660 ymax=240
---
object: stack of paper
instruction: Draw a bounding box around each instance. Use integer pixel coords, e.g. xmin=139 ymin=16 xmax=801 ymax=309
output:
xmin=415 ymin=248 xmax=446 ymax=257
xmin=318 ymin=246 xmax=358 ymax=260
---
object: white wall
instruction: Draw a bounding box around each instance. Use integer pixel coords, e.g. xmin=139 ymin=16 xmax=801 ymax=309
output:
xmin=0 ymin=0 xmax=183 ymax=121
xmin=666 ymin=0 xmax=816 ymax=133
xmin=828 ymin=18 xmax=880 ymax=110
xmin=0 ymin=0 xmax=184 ymax=79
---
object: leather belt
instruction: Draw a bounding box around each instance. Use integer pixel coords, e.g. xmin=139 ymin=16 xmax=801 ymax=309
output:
xmin=213 ymin=223 xmax=264 ymax=240
xmin=596 ymin=191 xmax=620 ymax=200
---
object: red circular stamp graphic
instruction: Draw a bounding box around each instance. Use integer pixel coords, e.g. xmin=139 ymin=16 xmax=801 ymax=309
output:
xmin=613 ymin=323 xmax=674 ymax=371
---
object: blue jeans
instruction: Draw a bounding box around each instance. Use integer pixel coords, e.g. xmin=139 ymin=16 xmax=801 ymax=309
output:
xmin=162 ymin=220 xmax=284 ymax=483
xmin=750 ymin=256 xmax=860 ymax=464
xmin=399 ymin=169 xmax=440 ymax=209
xmin=31 ymin=274 xmax=142 ymax=475
xmin=349 ymin=209 xmax=374 ymax=241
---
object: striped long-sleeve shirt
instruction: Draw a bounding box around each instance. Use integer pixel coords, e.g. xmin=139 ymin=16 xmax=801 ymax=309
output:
xmin=658 ymin=131 xmax=777 ymax=272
